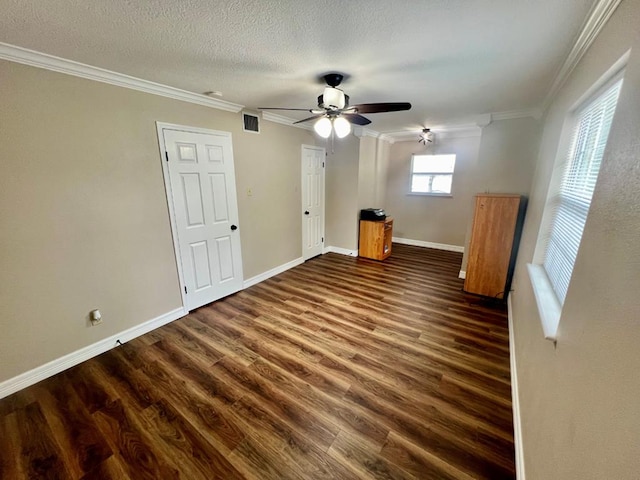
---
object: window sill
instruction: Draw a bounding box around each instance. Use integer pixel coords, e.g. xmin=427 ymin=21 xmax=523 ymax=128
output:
xmin=407 ymin=192 xmax=453 ymax=197
xmin=527 ymin=263 xmax=561 ymax=341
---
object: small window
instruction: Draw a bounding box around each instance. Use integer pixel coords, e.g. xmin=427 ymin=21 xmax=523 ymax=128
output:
xmin=410 ymin=154 xmax=456 ymax=195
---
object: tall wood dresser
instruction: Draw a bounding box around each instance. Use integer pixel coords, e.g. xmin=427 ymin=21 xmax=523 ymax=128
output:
xmin=464 ymin=194 xmax=525 ymax=299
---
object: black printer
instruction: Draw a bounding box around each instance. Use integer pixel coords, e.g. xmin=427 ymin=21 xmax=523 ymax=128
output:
xmin=360 ymin=208 xmax=386 ymax=221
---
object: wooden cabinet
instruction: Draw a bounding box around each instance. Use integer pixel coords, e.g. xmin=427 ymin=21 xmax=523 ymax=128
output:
xmin=359 ymin=218 xmax=393 ymax=260
xmin=464 ymin=194 xmax=524 ymax=299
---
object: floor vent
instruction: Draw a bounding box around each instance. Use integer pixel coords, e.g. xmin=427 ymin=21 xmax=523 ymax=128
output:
xmin=243 ymin=112 xmax=260 ymax=133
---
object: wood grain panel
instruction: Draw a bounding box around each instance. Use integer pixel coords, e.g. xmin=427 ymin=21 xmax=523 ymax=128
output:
xmin=0 ymin=244 xmax=515 ymax=479
xmin=464 ymin=194 xmax=521 ymax=298
xmin=359 ymin=218 xmax=393 ymax=260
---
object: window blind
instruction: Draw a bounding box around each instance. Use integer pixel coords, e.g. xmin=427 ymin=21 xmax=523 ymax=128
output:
xmin=543 ymin=79 xmax=622 ymax=304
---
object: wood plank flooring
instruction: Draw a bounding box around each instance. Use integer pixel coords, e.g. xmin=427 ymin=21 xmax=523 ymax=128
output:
xmin=0 ymin=244 xmax=515 ymax=479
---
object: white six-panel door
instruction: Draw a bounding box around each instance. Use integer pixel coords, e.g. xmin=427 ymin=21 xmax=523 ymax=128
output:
xmin=301 ymin=145 xmax=325 ymax=260
xmin=160 ymin=126 xmax=243 ymax=311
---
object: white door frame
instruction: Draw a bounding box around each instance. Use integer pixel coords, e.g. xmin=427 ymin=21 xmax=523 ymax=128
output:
xmin=301 ymin=144 xmax=326 ymax=260
xmin=156 ymin=121 xmax=243 ymax=311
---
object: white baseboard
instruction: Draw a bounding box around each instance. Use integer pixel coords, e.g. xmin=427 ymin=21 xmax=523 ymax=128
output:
xmin=507 ymin=294 xmax=526 ymax=479
xmin=243 ymin=248 xmax=361 ymax=290
xmin=392 ymin=237 xmax=464 ymax=253
xmin=243 ymin=257 xmax=304 ymax=289
xmin=323 ymin=246 xmax=359 ymax=256
xmin=458 ymin=270 xmax=466 ymax=279
xmin=0 ymin=307 xmax=187 ymax=400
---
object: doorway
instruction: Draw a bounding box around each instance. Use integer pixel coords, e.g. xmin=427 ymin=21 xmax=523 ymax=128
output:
xmin=301 ymin=145 xmax=326 ymax=260
xmin=157 ymin=123 xmax=244 ymax=311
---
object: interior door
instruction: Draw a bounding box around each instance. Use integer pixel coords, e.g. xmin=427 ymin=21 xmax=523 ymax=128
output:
xmin=162 ymin=127 xmax=243 ymax=311
xmin=301 ymin=145 xmax=325 ymax=260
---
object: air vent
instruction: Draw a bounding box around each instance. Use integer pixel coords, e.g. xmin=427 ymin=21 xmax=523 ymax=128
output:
xmin=242 ymin=112 xmax=260 ymax=133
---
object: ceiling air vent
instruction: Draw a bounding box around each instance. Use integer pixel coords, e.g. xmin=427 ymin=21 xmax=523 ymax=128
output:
xmin=242 ymin=111 xmax=260 ymax=133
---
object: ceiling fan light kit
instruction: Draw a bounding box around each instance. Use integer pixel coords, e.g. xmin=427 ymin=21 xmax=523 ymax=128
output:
xmin=258 ymin=72 xmax=412 ymax=140
xmin=312 ymin=115 xmax=351 ymax=139
xmin=314 ymin=117 xmax=333 ymax=138
xmin=333 ymin=117 xmax=351 ymax=138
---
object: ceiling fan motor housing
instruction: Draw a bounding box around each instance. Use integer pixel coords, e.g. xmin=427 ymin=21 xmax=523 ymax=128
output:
xmin=323 ymin=73 xmax=344 ymax=88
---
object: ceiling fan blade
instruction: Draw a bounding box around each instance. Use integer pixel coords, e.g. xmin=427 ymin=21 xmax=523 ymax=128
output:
xmin=257 ymin=107 xmax=314 ymax=112
xmin=293 ymin=114 xmax=326 ymax=124
xmin=342 ymin=113 xmax=371 ymax=126
xmin=351 ymin=102 xmax=412 ymax=114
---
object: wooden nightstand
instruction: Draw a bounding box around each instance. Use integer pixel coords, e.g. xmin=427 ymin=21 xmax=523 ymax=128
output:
xmin=359 ymin=217 xmax=393 ymax=260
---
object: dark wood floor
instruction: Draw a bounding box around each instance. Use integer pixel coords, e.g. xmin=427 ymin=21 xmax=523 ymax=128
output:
xmin=0 ymin=244 xmax=515 ymax=479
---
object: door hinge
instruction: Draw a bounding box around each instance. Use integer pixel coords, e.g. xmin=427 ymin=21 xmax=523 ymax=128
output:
xmin=322 ymin=161 xmax=325 ymax=167
xmin=184 ymin=286 xmax=187 ymax=294
xmin=322 ymin=237 xmax=324 ymax=242
xmin=165 ymin=151 xmax=169 ymax=162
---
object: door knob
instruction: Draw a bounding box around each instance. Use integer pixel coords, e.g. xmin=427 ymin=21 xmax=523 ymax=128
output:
xmin=230 ymin=224 xmax=238 ymax=231
xmin=304 ymin=211 xmax=310 ymax=215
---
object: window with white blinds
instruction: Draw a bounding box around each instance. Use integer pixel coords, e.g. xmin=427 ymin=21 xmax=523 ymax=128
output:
xmin=543 ymin=79 xmax=622 ymax=304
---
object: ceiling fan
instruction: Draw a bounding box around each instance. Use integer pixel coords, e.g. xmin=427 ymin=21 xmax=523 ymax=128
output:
xmin=258 ymin=73 xmax=411 ymax=138
xmin=419 ymin=128 xmax=435 ymax=145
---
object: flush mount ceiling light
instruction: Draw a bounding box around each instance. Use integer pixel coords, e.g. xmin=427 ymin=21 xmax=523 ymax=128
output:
xmin=419 ymin=128 xmax=435 ymax=145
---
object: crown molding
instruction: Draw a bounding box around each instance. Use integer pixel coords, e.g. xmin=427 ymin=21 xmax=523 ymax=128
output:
xmin=491 ymin=108 xmax=543 ymax=121
xmin=353 ymin=127 xmax=397 ymax=143
xmin=384 ymin=124 xmax=481 ymax=142
xmin=353 ymin=126 xmax=381 ymax=139
xmin=0 ymin=42 xmax=244 ymax=113
xmin=541 ymin=0 xmax=622 ymax=112
xmin=382 ymin=131 xmax=417 ymax=141
xmin=361 ymin=128 xmax=380 ymax=139
xmin=378 ymin=134 xmax=395 ymax=144
xmin=383 ymin=107 xmax=541 ymax=142
xmin=261 ymin=111 xmax=313 ymax=131
xmin=476 ymin=113 xmax=493 ymax=127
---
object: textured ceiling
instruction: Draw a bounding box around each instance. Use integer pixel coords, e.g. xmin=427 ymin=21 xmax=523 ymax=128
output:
xmin=1 ymin=0 xmax=596 ymax=133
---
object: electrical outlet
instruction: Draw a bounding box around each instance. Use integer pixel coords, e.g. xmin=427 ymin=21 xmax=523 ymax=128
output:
xmin=90 ymin=309 xmax=102 ymax=326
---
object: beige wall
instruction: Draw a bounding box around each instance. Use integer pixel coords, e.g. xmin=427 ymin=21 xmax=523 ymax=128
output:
xmin=324 ymin=134 xmax=360 ymax=251
xmin=385 ymin=135 xmax=481 ymax=247
xmin=325 ymin=133 xmax=393 ymax=253
xmin=235 ymin=125 xmax=316 ymax=277
xmin=475 ymin=118 xmax=541 ymax=195
xmin=0 ymin=60 xmax=315 ymax=382
xmin=511 ymin=0 xmax=640 ymax=478
xmin=357 ymin=136 xmax=378 ymax=210
xmin=460 ymin=117 xmax=541 ymax=271
xmin=357 ymin=135 xmax=392 ymax=210
xmin=375 ymin=139 xmax=391 ymax=206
